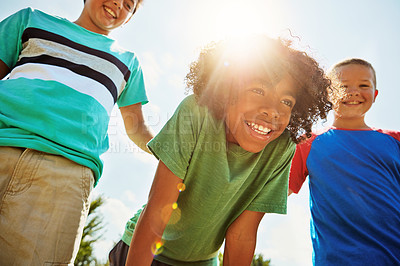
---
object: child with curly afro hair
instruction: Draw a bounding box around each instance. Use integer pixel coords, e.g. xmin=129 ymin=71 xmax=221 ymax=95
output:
xmin=186 ymin=35 xmax=332 ymax=143
xmin=112 ymin=35 xmax=332 ymax=266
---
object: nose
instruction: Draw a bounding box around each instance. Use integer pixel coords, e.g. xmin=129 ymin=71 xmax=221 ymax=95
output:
xmin=345 ymin=85 xmax=360 ymax=97
xmin=260 ymin=105 xmax=280 ymax=119
xmin=113 ymin=0 xmax=122 ymax=9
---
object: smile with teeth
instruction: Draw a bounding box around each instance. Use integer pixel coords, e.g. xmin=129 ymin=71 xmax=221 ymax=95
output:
xmin=104 ymin=6 xmax=116 ymax=18
xmin=343 ymin=101 xmax=362 ymax=105
xmin=246 ymin=121 xmax=272 ymax=135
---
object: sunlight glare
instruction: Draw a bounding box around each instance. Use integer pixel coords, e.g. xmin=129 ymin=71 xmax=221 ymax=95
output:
xmin=213 ymin=2 xmax=265 ymax=38
xmin=190 ymin=0 xmax=285 ymax=57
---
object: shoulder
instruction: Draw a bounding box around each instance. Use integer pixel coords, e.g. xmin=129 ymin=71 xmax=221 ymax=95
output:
xmin=23 ymin=7 xmax=61 ymax=21
xmin=179 ymin=94 xmax=197 ymax=107
xmin=297 ymin=129 xmax=324 ymax=146
xmin=9 ymin=7 xmax=73 ymax=33
xmin=109 ymin=41 xmax=138 ymax=61
xmin=174 ymin=94 xmax=203 ymax=115
xmin=13 ymin=7 xmax=35 ymax=16
xmin=169 ymin=94 xmax=220 ymax=132
xmin=374 ymin=128 xmax=400 ymax=142
xmin=3 ymin=7 xmax=60 ymax=23
xmin=294 ymin=127 xmax=332 ymax=155
xmin=3 ymin=7 xmax=34 ymax=22
xmin=174 ymin=95 xmax=208 ymax=121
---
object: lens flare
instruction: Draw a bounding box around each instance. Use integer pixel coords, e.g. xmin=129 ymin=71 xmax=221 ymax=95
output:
xmin=177 ymin=183 xmax=186 ymax=192
xmin=169 ymin=206 xmax=181 ymax=225
xmin=160 ymin=204 xmax=182 ymax=225
xmin=151 ymin=241 xmax=164 ymax=256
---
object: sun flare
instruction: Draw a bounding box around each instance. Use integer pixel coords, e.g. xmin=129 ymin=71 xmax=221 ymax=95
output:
xmin=191 ymin=1 xmax=284 ymax=49
xmin=213 ymin=2 xmax=266 ymax=38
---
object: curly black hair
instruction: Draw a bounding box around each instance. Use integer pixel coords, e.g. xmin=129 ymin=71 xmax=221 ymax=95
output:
xmin=185 ymin=35 xmax=332 ymax=144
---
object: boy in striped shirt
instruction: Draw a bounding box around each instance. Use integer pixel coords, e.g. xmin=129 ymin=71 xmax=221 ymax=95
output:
xmin=0 ymin=0 xmax=152 ymax=264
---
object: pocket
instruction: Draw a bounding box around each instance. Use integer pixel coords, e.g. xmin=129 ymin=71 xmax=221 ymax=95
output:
xmin=5 ymin=149 xmax=44 ymax=195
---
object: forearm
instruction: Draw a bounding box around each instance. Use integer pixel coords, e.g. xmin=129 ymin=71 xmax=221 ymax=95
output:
xmin=120 ymin=103 xmax=154 ymax=154
xmin=223 ymin=234 xmax=256 ymax=266
xmin=126 ymin=205 xmax=166 ymax=265
xmin=223 ymin=210 xmax=264 ymax=266
xmin=126 ymin=161 xmax=181 ymax=265
xmin=127 ymin=123 xmax=153 ymax=154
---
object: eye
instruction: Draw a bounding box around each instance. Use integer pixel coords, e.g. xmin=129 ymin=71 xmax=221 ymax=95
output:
xmin=250 ymin=88 xmax=265 ymax=96
xmin=124 ymin=1 xmax=134 ymax=12
xmin=281 ymin=99 xmax=294 ymax=107
xmin=360 ymin=84 xmax=370 ymax=89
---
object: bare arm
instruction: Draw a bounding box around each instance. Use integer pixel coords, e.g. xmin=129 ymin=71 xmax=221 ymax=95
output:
xmin=120 ymin=103 xmax=153 ymax=154
xmin=0 ymin=60 xmax=10 ymax=80
xmin=223 ymin=210 xmax=265 ymax=266
xmin=126 ymin=160 xmax=182 ymax=265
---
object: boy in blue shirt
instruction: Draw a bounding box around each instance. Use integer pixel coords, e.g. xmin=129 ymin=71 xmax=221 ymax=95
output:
xmin=289 ymin=59 xmax=400 ymax=265
xmin=110 ymin=35 xmax=333 ymax=265
xmin=0 ymin=0 xmax=153 ymax=264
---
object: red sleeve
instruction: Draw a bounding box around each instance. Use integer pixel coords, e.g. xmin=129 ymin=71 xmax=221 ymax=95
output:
xmin=289 ymin=135 xmax=316 ymax=194
xmin=375 ymin=129 xmax=400 ymax=142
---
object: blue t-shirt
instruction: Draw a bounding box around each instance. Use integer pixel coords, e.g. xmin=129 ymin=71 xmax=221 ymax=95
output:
xmin=0 ymin=8 xmax=148 ymax=184
xmin=289 ymin=128 xmax=400 ymax=265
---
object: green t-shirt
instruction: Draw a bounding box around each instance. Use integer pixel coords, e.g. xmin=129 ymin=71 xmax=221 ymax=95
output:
xmin=122 ymin=95 xmax=295 ymax=265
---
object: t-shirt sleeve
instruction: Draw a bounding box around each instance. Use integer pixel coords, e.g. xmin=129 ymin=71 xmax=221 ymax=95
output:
xmin=117 ymin=56 xmax=148 ymax=107
xmin=247 ymin=135 xmax=295 ymax=214
xmin=147 ymin=96 xmax=200 ymax=180
xmin=376 ymin=129 xmax=400 ymax=143
xmin=0 ymin=8 xmax=31 ymax=68
xmin=121 ymin=205 xmax=146 ymax=246
xmin=289 ymin=136 xmax=314 ymax=194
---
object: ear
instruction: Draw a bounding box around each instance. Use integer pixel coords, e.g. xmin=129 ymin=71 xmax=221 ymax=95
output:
xmin=373 ymin=89 xmax=378 ymax=102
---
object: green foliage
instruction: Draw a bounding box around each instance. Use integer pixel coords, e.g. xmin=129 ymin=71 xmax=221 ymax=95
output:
xmin=74 ymin=195 xmax=106 ymax=266
xmin=251 ymin=254 xmax=271 ymax=266
xmin=217 ymin=252 xmax=271 ymax=265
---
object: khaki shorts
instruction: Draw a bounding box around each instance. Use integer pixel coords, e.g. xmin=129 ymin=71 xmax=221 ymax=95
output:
xmin=0 ymin=147 xmax=94 ymax=265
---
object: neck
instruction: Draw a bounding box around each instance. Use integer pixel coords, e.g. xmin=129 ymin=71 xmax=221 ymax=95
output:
xmin=332 ymin=117 xmax=370 ymax=130
xmin=73 ymin=16 xmax=110 ymax=36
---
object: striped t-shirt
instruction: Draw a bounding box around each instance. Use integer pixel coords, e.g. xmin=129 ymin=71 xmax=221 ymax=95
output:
xmin=0 ymin=8 xmax=148 ymax=184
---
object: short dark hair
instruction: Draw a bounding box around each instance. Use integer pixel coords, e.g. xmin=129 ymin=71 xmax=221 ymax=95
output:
xmin=185 ymin=35 xmax=332 ymax=143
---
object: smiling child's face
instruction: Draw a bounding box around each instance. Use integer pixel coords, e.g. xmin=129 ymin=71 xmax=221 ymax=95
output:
xmin=225 ymin=75 xmax=297 ymax=153
xmin=331 ymin=64 xmax=377 ymax=128
xmin=78 ymin=0 xmax=136 ymax=35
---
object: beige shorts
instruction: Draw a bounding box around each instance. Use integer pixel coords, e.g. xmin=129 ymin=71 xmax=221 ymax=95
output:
xmin=0 ymin=147 xmax=94 ymax=265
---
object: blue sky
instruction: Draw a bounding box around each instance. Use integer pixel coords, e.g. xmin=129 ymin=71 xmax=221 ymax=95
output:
xmin=2 ymin=1 xmax=400 ymax=265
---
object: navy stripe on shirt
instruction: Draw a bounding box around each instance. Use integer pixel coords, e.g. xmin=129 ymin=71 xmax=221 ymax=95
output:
xmin=15 ymin=55 xmax=118 ymax=103
xmin=21 ymin=27 xmax=131 ymax=82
